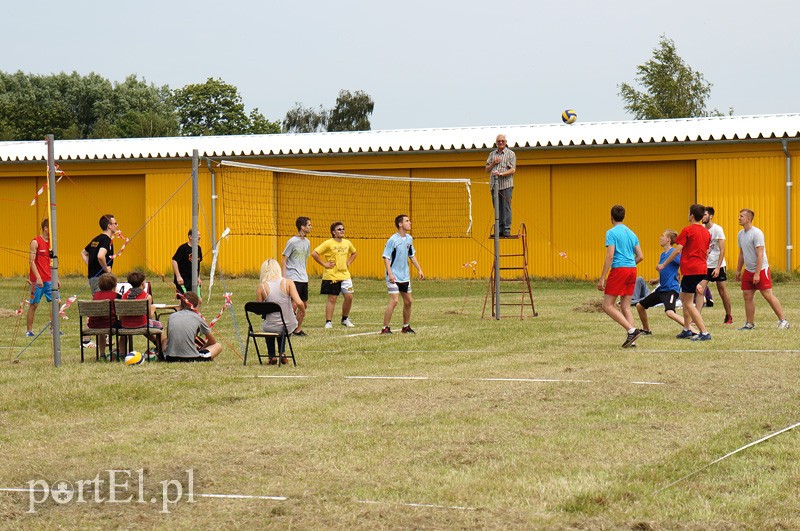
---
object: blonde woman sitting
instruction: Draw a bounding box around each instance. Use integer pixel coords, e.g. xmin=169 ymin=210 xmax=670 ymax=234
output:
xmin=256 ymin=258 xmax=302 ymax=364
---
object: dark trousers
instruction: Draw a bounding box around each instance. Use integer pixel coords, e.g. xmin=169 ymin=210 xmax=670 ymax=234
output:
xmin=491 ymin=186 xmax=513 ymax=235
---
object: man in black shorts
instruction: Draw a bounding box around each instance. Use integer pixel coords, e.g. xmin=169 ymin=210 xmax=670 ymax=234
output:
xmin=636 ymin=230 xmax=688 ymax=334
xmin=281 ymin=217 xmax=311 ymax=336
xmin=697 ymin=207 xmax=734 ymax=324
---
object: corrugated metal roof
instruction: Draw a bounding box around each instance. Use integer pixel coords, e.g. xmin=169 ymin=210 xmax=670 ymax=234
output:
xmin=1 ymin=114 xmax=799 ymax=163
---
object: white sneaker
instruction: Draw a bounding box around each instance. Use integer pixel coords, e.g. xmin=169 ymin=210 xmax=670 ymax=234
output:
xmin=341 ymin=318 xmax=355 ymax=328
xmin=778 ymin=319 xmax=790 ymax=329
xmin=324 ymin=321 xmax=333 ymax=329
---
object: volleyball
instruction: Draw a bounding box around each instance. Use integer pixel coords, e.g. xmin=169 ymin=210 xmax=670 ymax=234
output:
xmin=562 ymin=109 xmax=577 ymax=124
xmin=124 ymin=351 xmax=144 ymax=365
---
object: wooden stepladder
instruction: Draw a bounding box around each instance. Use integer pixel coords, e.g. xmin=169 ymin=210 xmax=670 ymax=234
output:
xmin=482 ymin=223 xmax=537 ymax=319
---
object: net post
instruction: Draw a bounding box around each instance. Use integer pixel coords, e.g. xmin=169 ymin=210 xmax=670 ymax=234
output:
xmin=47 ymin=134 xmax=62 ymax=366
xmin=492 ymin=179 xmax=500 ymax=320
xmin=191 ymin=150 xmax=199 ymax=294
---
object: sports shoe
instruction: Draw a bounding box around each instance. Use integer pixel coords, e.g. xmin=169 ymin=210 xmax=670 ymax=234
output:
xmin=640 ymin=329 xmax=653 ymax=335
xmin=738 ymin=323 xmax=755 ymax=331
xmin=676 ymin=329 xmax=696 ymax=339
xmin=724 ymin=315 xmax=733 ymax=325
xmin=380 ymin=326 xmax=392 ymax=335
xmin=84 ymin=340 xmax=97 ymax=349
xmin=324 ymin=321 xmax=333 ymax=329
xmin=292 ymin=330 xmax=307 ymax=337
xmin=341 ymin=318 xmax=355 ymax=328
xmin=401 ymin=325 xmax=416 ymax=334
xmin=25 ymin=331 xmax=35 ymax=338
xmin=778 ymin=319 xmax=790 ymax=330
xmin=705 ymin=300 xmax=714 ymax=308
xmin=622 ymin=329 xmax=642 ymax=348
xmin=691 ymin=332 xmax=712 ymax=341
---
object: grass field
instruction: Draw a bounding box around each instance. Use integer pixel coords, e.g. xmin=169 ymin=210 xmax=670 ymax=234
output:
xmin=1 ymin=275 xmax=798 ymax=528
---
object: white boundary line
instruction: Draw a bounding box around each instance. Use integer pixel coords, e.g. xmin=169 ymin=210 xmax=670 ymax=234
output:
xmin=346 ymin=376 xmax=429 ymax=380
xmin=357 ymin=499 xmax=477 ymax=511
xmin=0 ymin=487 xmax=287 ymax=501
xmin=243 ymin=375 xmax=667 ymax=385
xmin=198 ymin=493 xmax=287 ymax=501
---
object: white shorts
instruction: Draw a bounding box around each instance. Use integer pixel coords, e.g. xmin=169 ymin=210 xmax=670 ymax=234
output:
xmin=340 ymin=279 xmax=354 ymax=294
xmin=386 ymin=280 xmax=411 ymax=294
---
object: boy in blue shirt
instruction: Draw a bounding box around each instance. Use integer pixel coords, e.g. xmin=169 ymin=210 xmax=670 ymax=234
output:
xmin=598 ymin=205 xmax=644 ymax=348
xmin=381 ymin=215 xmax=424 ymax=334
xmin=636 ymin=230 xmax=688 ymax=334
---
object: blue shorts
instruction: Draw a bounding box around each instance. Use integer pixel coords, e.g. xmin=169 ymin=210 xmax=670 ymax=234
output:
xmin=30 ymin=282 xmax=53 ymax=304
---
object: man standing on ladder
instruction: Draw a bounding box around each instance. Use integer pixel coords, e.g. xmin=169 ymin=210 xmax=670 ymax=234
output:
xmin=485 ymin=134 xmax=516 ymax=237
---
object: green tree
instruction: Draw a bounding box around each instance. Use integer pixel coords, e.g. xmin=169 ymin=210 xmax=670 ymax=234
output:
xmin=327 ymin=90 xmax=374 ymax=132
xmin=103 ymin=75 xmax=178 ymax=138
xmin=172 ymin=78 xmax=251 ymax=136
xmin=0 ymin=71 xmax=177 ymax=140
xmin=247 ymin=108 xmax=281 ymax=134
xmin=172 ymin=78 xmax=279 ymax=136
xmin=282 ymin=103 xmax=328 ymax=133
xmin=618 ymin=35 xmax=728 ymax=119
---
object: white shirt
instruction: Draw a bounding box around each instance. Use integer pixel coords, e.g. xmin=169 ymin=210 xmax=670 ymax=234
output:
xmin=706 ymin=223 xmax=726 ymax=268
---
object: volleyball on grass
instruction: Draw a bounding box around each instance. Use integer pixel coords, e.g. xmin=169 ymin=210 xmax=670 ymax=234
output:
xmin=562 ymin=109 xmax=577 ymax=124
xmin=124 ymin=351 xmax=144 ymax=365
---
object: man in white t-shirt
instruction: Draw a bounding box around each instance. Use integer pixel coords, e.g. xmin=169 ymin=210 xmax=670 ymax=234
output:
xmin=281 ymin=216 xmax=312 ymax=336
xmin=697 ymin=207 xmax=733 ymax=324
xmin=734 ymin=208 xmax=789 ymax=330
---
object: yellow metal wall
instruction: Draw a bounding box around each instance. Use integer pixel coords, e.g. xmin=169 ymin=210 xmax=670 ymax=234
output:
xmin=0 ymin=170 xmax=144 ymax=278
xmin=550 ymin=161 xmax=696 ymax=280
xmin=697 ymin=156 xmax=788 ymax=270
xmin=0 ymin=140 xmax=797 ymax=280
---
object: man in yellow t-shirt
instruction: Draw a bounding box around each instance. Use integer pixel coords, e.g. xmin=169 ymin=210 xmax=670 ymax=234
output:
xmin=311 ymin=221 xmax=358 ymax=329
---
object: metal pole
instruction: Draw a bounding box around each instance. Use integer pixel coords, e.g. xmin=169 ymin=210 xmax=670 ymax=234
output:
xmin=207 ymin=159 xmax=218 ymax=264
xmin=782 ymin=140 xmax=792 ymax=271
xmin=493 ymin=181 xmax=501 ymax=320
xmin=191 ymin=150 xmax=199 ymax=294
xmin=47 ymin=135 xmax=62 ymax=367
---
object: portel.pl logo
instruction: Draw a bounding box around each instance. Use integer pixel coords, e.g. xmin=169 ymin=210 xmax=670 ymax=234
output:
xmin=26 ymin=468 xmax=194 ymax=514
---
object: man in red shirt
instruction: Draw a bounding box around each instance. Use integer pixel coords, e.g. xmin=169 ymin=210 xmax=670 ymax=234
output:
xmin=658 ymin=204 xmax=711 ymax=341
xmin=26 ymin=219 xmax=58 ymax=337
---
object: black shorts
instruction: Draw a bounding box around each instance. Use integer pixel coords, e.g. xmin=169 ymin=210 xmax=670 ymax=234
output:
xmin=294 ymin=281 xmax=309 ymax=302
xmin=320 ymin=280 xmax=342 ymax=296
xmin=704 ymin=267 xmax=728 ymax=282
xmin=638 ymin=290 xmax=679 ymax=312
xmin=681 ymin=274 xmax=705 ymax=294
xmin=165 ymin=349 xmax=213 ymax=362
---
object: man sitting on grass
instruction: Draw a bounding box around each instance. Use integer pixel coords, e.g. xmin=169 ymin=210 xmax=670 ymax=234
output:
xmin=161 ymin=291 xmax=222 ymax=362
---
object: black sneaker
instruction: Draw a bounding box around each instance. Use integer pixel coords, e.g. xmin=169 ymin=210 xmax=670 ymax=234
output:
xmin=676 ymin=329 xmax=696 ymax=339
xmin=401 ymin=326 xmax=416 ymax=334
xmin=622 ymin=329 xmax=642 ymax=348
xmin=292 ymin=330 xmax=307 ymax=337
xmin=641 ymin=329 xmax=653 ymax=335
xmin=380 ymin=326 xmax=392 ymax=335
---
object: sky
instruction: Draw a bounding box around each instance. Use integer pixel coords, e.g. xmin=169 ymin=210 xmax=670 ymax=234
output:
xmin=3 ymin=0 xmax=800 ymax=131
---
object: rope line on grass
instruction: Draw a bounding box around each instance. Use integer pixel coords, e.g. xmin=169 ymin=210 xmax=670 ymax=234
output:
xmin=651 ymin=420 xmax=800 ymax=495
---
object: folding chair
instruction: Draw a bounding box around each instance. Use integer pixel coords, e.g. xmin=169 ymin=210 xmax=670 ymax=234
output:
xmin=243 ymin=301 xmax=296 ymax=367
xmin=114 ymin=299 xmax=163 ymax=361
xmin=77 ymin=299 xmax=115 ymax=362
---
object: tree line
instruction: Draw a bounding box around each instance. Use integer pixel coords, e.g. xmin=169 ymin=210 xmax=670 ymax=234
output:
xmin=0 ymin=35 xmax=728 ymax=141
xmin=0 ymin=73 xmax=375 ymax=140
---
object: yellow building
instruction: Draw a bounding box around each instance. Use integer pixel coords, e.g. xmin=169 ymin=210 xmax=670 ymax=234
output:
xmin=1 ymin=114 xmax=798 ymax=280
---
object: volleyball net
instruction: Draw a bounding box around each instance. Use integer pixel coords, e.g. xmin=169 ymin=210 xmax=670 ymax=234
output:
xmin=218 ymin=161 xmax=472 ymax=239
